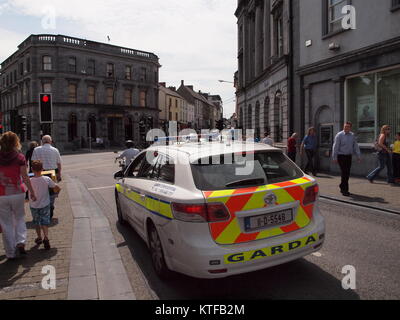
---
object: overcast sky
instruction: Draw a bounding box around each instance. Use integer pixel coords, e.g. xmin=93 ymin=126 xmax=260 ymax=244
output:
xmin=0 ymin=0 xmax=238 ymax=117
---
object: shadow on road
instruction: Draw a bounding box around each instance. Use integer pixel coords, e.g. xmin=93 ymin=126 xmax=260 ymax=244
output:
xmin=349 ymin=194 xmax=388 ymax=204
xmin=116 ymin=222 xmax=360 ymax=300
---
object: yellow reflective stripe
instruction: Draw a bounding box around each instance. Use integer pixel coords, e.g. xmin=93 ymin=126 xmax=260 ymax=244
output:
xmin=273 ymin=188 xmax=295 ymax=204
xmin=300 ymin=182 xmax=314 ymax=190
xmin=147 ymin=197 xmax=159 ymax=214
xmin=241 ymin=191 xmax=266 ymax=211
xmin=208 ymin=190 xmax=236 ymax=199
xmin=295 ymin=206 xmax=311 ymax=228
xmin=159 ymin=202 xmax=174 ymax=219
xmin=256 ymin=227 xmax=284 ymax=240
xmin=216 ymin=218 xmax=241 ymax=244
xmin=291 ymin=178 xmax=312 ymax=185
xmin=116 ymin=184 xmax=124 ymax=193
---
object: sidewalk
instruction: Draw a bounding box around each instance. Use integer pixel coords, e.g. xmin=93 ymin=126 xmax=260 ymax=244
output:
xmin=0 ymin=183 xmax=73 ymax=300
xmin=316 ymin=173 xmax=400 ymax=214
xmin=0 ymin=176 xmax=135 ymax=300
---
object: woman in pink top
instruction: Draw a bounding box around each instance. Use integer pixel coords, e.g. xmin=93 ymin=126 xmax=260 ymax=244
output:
xmin=0 ymin=132 xmax=36 ymax=259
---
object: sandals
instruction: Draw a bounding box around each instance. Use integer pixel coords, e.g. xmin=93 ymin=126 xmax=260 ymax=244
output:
xmin=35 ymin=238 xmax=43 ymax=245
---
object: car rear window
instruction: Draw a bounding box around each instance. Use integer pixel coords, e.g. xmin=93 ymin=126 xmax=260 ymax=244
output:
xmin=191 ymin=151 xmax=303 ymax=191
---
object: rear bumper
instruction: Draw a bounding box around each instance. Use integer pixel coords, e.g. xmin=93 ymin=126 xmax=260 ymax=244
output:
xmin=161 ymin=206 xmax=325 ymax=279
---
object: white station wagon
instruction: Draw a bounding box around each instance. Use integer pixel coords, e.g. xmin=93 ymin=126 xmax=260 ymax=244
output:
xmin=114 ymin=141 xmax=325 ymax=279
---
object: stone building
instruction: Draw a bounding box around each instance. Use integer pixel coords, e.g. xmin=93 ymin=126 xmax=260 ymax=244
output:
xmin=0 ymin=34 xmax=160 ymax=152
xmin=293 ymin=0 xmax=400 ymax=175
xmin=235 ymin=0 xmax=292 ymax=143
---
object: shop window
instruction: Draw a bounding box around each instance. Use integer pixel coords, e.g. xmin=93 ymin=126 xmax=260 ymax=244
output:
xmin=346 ymin=68 xmax=400 ymax=144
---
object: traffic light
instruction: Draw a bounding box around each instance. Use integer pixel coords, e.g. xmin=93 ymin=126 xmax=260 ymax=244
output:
xmin=15 ymin=115 xmax=26 ymax=134
xmin=39 ymin=93 xmax=53 ymax=123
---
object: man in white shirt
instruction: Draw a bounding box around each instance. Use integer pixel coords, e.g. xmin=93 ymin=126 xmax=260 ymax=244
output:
xmin=261 ymin=132 xmax=274 ymax=147
xmin=32 ymin=135 xmax=62 ymax=219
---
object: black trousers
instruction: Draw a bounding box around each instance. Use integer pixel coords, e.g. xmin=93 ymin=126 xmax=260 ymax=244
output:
xmin=305 ymin=150 xmax=316 ymax=175
xmin=393 ymin=153 xmax=400 ymax=179
xmin=288 ymin=152 xmax=296 ymax=163
xmin=338 ymin=155 xmax=352 ymax=193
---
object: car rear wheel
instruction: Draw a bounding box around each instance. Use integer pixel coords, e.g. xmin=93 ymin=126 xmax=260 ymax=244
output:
xmin=148 ymin=223 xmax=171 ymax=280
xmin=115 ymin=192 xmax=126 ymax=225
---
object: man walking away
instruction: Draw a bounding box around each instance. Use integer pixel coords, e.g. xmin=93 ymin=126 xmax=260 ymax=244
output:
xmin=32 ymin=135 xmax=62 ymax=219
xmin=116 ymin=140 xmax=140 ymax=167
xmin=301 ymin=128 xmax=318 ymax=176
xmin=332 ymin=122 xmax=361 ymax=197
xmin=287 ymin=133 xmax=298 ymax=163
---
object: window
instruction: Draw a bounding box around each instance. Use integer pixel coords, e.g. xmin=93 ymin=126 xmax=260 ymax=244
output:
xmin=137 ymin=152 xmax=159 ymax=179
xmin=106 ymin=88 xmax=114 ymax=105
xmin=140 ymin=90 xmax=147 ymax=107
xmin=276 ymin=13 xmax=284 ymax=57
xmin=126 ymin=153 xmax=146 ymax=177
xmin=140 ymin=67 xmax=146 ymax=81
xmin=324 ymin=0 xmax=349 ymax=35
xmin=43 ymin=83 xmax=52 ymax=93
xmin=107 ymin=63 xmax=114 ymax=78
xmin=43 ymin=56 xmax=52 ymax=71
xmin=346 ymin=67 xmax=400 ymax=144
xmin=154 ymin=155 xmax=175 ymax=184
xmin=19 ymin=63 xmax=24 ymax=76
xmin=68 ymin=57 xmax=77 ymax=73
xmin=264 ymin=96 xmax=270 ymax=133
xmin=68 ymin=113 xmax=78 ymax=142
xmin=274 ymin=92 xmax=283 ymax=143
xmin=68 ymin=84 xmax=77 ymax=103
xmin=88 ymin=86 xmax=96 ymax=104
xmin=87 ymin=59 xmax=95 ymax=75
xmin=25 ymin=57 xmax=31 ymax=73
xmin=124 ymin=89 xmax=132 ymax=106
xmin=191 ymin=151 xmax=303 ymax=191
xmin=125 ymin=66 xmax=132 ymax=80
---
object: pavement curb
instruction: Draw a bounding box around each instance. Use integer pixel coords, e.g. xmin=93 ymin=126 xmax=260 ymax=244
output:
xmin=320 ymin=195 xmax=400 ymax=215
xmin=65 ymin=175 xmax=136 ymax=300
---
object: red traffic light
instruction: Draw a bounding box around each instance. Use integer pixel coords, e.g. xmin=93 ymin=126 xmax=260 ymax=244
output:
xmin=42 ymin=95 xmax=49 ymax=103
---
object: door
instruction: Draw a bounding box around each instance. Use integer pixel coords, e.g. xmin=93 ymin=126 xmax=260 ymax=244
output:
xmin=123 ymin=151 xmax=159 ymax=237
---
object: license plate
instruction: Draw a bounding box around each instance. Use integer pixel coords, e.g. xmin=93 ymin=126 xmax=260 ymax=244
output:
xmin=245 ymin=209 xmax=293 ymax=232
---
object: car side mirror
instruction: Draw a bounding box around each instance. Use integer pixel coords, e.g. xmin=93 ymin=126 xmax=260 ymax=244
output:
xmin=114 ymin=171 xmax=124 ymax=180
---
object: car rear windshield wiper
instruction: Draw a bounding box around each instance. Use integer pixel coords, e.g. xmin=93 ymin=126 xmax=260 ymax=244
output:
xmin=225 ymin=178 xmax=266 ymax=188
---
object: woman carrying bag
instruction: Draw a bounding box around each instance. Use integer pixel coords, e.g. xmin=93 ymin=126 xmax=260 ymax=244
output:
xmin=367 ymin=125 xmax=395 ymax=185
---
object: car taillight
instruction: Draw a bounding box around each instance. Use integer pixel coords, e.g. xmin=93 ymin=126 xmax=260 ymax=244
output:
xmin=303 ymin=184 xmax=318 ymax=206
xmin=172 ymin=203 xmax=230 ymax=223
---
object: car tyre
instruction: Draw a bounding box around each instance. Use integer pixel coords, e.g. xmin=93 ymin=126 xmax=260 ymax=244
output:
xmin=115 ymin=192 xmax=126 ymax=225
xmin=148 ymin=223 xmax=171 ymax=280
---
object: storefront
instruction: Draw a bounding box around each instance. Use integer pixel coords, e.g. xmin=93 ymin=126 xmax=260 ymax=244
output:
xmin=346 ymin=66 xmax=400 ymax=145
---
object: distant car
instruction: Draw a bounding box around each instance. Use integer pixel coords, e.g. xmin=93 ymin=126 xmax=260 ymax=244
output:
xmin=114 ymin=141 xmax=325 ymax=279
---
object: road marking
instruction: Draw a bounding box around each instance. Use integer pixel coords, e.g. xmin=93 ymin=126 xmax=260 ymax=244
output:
xmin=88 ymin=186 xmax=115 ymax=191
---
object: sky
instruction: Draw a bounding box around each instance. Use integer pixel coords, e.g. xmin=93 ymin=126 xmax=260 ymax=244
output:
xmin=0 ymin=0 xmax=238 ymax=117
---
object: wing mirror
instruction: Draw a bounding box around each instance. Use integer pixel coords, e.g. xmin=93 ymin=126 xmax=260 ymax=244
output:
xmin=114 ymin=171 xmax=124 ymax=180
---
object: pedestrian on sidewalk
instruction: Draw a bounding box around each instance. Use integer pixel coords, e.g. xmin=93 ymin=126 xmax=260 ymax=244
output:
xmin=32 ymin=135 xmax=62 ymax=219
xmin=287 ymin=133 xmax=298 ymax=163
xmin=261 ymin=132 xmax=274 ymax=147
xmin=392 ymin=132 xmax=400 ymax=183
xmin=301 ymin=127 xmax=318 ymax=176
xmin=367 ymin=125 xmax=395 ymax=184
xmin=29 ymin=160 xmax=61 ymax=250
xmin=25 ymin=141 xmax=38 ymax=173
xmin=116 ymin=140 xmax=140 ymax=167
xmin=332 ymin=122 xmax=361 ymax=197
xmin=0 ymin=132 xmax=36 ymax=259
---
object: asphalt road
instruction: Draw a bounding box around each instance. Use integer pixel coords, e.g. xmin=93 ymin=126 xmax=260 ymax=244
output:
xmin=63 ymin=152 xmax=400 ymax=300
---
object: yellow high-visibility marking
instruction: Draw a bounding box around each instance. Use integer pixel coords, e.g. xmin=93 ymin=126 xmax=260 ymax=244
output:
xmin=216 ymin=218 xmax=242 ymax=244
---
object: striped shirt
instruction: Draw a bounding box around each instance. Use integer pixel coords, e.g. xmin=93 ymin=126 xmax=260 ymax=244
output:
xmin=332 ymin=131 xmax=361 ymax=161
xmin=32 ymin=144 xmax=62 ymax=170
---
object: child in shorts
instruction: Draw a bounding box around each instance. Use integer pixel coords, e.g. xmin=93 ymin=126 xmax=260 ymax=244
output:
xmin=29 ymin=160 xmax=61 ymax=250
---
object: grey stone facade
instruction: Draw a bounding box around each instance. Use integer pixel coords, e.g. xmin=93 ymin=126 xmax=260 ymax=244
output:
xmin=293 ymin=0 xmax=400 ymax=176
xmin=0 ymin=34 xmax=160 ymax=152
xmin=235 ymin=0 xmax=291 ymax=143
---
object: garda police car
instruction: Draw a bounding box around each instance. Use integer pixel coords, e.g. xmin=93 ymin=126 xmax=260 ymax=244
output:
xmin=114 ymin=139 xmax=325 ymax=279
